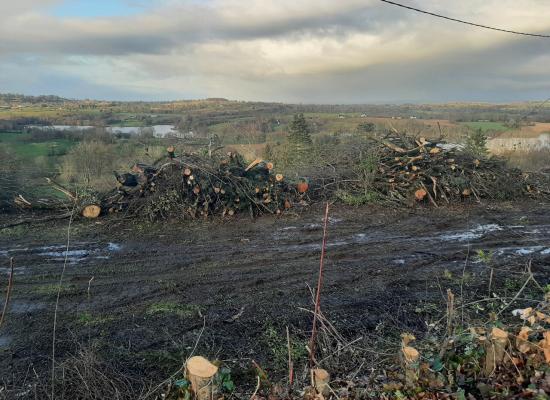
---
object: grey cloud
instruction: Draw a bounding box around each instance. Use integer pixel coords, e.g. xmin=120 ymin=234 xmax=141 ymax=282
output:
xmin=0 ymin=1 xmax=403 ymax=56
xmin=1 ymin=0 xmax=550 ymax=102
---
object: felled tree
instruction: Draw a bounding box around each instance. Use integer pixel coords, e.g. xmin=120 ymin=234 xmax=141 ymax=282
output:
xmin=465 ymin=128 xmax=488 ymax=158
xmin=288 ymin=113 xmax=312 ymax=164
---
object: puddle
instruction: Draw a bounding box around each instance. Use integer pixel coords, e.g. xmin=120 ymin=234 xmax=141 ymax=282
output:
xmin=40 ymin=249 xmax=90 ymax=258
xmin=439 ymin=224 xmax=503 ymax=242
xmin=107 ymin=242 xmax=122 ymax=251
xmin=495 ymin=246 xmax=550 ymax=257
xmin=0 ymin=242 xmax=123 ymax=266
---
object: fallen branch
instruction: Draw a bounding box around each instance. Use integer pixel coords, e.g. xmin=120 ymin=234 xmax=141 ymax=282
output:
xmin=46 ymin=178 xmax=77 ymax=201
xmin=308 ymin=202 xmax=330 ymax=367
xmin=0 ymin=257 xmax=14 ymax=329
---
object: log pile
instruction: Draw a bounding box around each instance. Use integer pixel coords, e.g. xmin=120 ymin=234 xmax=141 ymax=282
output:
xmin=102 ymin=151 xmax=299 ymax=220
xmin=332 ymin=134 xmax=547 ymax=206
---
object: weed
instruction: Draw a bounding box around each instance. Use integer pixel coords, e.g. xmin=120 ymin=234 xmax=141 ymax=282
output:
xmin=215 ymin=367 xmax=236 ymax=393
xmin=262 ymin=325 xmax=307 ymax=371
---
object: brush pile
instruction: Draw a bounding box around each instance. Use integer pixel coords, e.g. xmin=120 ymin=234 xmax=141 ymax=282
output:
xmin=324 ymin=133 xmax=548 ymax=206
xmin=101 ymin=150 xmax=302 ymax=220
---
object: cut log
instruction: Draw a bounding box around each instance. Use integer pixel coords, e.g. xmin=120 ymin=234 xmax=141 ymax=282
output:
xmin=414 ymin=188 xmax=427 ymax=201
xmin=275 ymin=174 xmax=284 ymax=182
xmin=186 ymin=356 xmax=218 ymax=400
xmin=312 ymin=368 xmax=330 ymax=397
xmin=245 ymin=158 xmax=263 ymax=172
xmin=297 ymin=181 xmax=309 ymax=194
xmin=114 ymin=172 xmax=138 ymax=187
xmin=82 ymin=205 xmax=101 ymax=219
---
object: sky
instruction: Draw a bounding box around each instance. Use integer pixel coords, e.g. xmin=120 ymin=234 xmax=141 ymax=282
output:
xmin=1 ymin=0 xmax=550 ymax=103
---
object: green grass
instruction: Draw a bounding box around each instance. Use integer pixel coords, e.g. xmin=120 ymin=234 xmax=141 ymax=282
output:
xmin=461 ymin=121 xmax=509 ymax=132
xmin=146 ymin=302 xmax=202 ymax=318
xmin=0 ymin=132 xmax=76 ymax=160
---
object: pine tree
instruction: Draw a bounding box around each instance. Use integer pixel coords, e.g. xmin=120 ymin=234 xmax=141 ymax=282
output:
xmin=287 ymin=114 xmax=312 ymax=162
xmin=465 ymin=128 xmax=488 ymax=158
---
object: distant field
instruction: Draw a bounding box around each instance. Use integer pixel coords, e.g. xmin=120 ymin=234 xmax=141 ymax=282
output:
xmin=461 ymin=121 xmax=509 ymax=132
xmin=0 ymin=132 xmax=76 ymax=160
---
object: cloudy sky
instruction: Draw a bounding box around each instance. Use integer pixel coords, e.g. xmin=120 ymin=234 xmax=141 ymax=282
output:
xmin=1 ymin=0 xmax=550 ymax=103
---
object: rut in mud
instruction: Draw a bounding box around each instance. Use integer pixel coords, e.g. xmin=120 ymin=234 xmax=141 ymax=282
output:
xmin=0 ymin=201 xmax=549 ymax=390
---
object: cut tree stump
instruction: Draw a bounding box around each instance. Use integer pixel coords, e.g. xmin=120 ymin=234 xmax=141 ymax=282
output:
xmin=186 ymin=356 xmax=219 ymax=400
xmin=484 ymin=327 xmax=508 ymax=376
xmin=312 ymin=368 xmax=330 ymax=397
xmin=82 ymin=205 xmax=101 ymax=219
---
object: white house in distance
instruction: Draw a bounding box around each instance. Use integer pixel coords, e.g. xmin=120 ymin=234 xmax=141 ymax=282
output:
xmin=106 ymin=125 xmax=179 ymax=138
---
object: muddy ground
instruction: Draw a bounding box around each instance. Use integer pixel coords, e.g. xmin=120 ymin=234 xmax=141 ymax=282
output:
xmin=0 ymin=201 xmax=549 ymax=397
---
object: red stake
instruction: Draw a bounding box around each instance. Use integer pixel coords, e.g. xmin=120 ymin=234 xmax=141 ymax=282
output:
xmin=308 ymin=202 xmax=330 ymax=367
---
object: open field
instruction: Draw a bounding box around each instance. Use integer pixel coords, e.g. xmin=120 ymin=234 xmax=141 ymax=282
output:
xmin=1 ymin=201 xmax=549 ymax=396
xmin=460 ymin=121 xmax=509 ymax=132
xmin=0 ymin=132 xmax=76 ymax=160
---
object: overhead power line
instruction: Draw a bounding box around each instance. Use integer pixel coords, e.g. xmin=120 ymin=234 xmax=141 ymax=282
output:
xmin=379 ymin=0 xmax=550 ymax=38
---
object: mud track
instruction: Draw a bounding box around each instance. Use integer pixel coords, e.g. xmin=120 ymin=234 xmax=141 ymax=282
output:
xmin=1 ymin=201 xmax=549 ymax=390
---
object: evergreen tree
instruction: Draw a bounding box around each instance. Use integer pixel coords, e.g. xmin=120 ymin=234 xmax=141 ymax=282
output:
xmin=287 ymin=113 xmax=312 ymax=161
xmin=465 ymin=128 xmax=488 ymax=158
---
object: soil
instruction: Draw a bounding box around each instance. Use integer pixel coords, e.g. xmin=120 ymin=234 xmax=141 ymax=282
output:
xmin=0 ymin=201 xmax=549 ymax=396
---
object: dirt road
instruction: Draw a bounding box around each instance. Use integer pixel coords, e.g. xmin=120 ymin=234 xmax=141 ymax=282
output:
xmin=1 ymin=201 xmax=549 ymax=392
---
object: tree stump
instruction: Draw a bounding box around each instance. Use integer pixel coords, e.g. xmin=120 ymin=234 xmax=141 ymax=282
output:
xmin=82 ymin=205 xmax=101 ymax=219
xmin=312 ymin=368 xmax=330 ymax=397
xmin=186 ymin=356 xmax=218 ymax=400
xmin=484 ymin=327 xmax=508 ymax=376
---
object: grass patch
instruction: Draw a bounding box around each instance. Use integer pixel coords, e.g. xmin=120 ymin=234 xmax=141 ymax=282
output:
xmin=461 ymin=121 xmax=508 ymax=132
xmin=336 ymin=189 xmax=380 ymax=206
xmin=146 ymin=302 xmax=202 ymax=318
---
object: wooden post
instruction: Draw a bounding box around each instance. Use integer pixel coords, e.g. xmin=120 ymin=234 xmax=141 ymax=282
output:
xmin=186 ymin=356 xmax=218 ymax=400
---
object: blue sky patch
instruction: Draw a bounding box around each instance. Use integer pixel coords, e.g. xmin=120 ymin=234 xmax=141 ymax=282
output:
xmin=52 ymin=0 xmax=148 ymax=18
